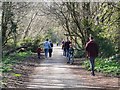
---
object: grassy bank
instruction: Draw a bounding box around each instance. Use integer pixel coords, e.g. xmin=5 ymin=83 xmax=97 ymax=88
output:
xmin=83 ymin=58 xmax=120 ymax=77
xmin=1 ymin=51 xmax=32 ymax=73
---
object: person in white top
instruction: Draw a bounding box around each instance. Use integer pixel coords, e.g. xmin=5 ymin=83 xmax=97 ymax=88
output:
xmin=43 ymin=39 xmax=51 ymax=58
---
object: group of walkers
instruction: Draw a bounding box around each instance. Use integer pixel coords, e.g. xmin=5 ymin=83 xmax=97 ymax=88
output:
xmin=43 ymin=39 xmax=53 ymax=58
xmin=62 ymin=36 xmax=99 ymax=76
xmin=62 ymin=38 xmax=74 ymax=64
xmin=37 ymin=36 xmax=99 ymax=76
xmin=37 ymin=39 xmax=53 ymax=59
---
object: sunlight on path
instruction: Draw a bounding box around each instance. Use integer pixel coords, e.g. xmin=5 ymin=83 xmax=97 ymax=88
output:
xmin=26 ymin=46 xmax=119 ymax=89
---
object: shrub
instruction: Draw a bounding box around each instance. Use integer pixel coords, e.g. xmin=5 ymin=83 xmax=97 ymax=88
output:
xmin=74 ymin=49 xmax=85 ymax=58
xmin=2 ymin=51 xmax=32 ymax=73
xmin=83 ymin=58 xmax=120 ymax=76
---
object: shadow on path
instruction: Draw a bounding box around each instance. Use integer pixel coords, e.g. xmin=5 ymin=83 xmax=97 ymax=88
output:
xmin=26 ymin=46 xmax=119 ymax=90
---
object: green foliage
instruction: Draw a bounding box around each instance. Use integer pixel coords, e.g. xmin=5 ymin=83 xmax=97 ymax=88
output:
xmin=83 ymin=58 xmax=120 ymax=76
xmin=20 ymin=38 xmax=32 ymax=47
xmin=91 ymin=24 xmax=116 ymax=58
xmin=45 ymin=28 xmax=64 ymax=43
xmin=83 ymin=61 xmax=91 ymax=71
xmin=30 ymin=38 xmax=43 ymax=52
xmin=2 ymin=51 xmax=32 ymax=73
xmin=13 ymin=73 xmax=22 ymax=77
xmin=87 ymin=2 xmax=120 ymax=58
xmin=97 ymin=37 xmax=116 ymax=57
xmin=74 ymin=49 xmax=85 ymax=58
xmin=19 ymin=37 xmax=43 ymax=53
xmin=1 ymin=65 xmax=12 ymax=73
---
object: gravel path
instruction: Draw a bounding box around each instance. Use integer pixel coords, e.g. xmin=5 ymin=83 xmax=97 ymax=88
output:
xmin=26 ymin=46 xmax=119 ymax=90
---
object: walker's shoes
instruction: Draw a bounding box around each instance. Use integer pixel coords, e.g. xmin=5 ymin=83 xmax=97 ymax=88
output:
xmin=70 ymin=62 xmax=73 ymax=65
xmin=92 ymin=73 xmax=95 ymax=76
xmin=91 ymin=72 xmax=95 ymax=76
xmin=67 ymin=62 xmax=70 ymax=64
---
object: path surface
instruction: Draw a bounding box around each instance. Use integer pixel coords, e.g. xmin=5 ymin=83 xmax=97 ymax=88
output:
xmin=27 ymin=46 xmax=119 ymax=90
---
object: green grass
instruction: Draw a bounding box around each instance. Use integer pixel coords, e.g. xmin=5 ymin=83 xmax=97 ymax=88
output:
xmin=83 ymin=58 xmax=120 ymax=76
xmin=2 ymin=51 xmax=32 ymax=73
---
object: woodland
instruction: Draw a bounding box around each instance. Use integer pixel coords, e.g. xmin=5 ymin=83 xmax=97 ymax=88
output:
xmin=1 ymin=1 xmax=120 ymax=87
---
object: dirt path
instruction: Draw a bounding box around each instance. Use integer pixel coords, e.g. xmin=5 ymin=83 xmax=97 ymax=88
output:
xmin=26 ymin=46 xmax=119 ymax=90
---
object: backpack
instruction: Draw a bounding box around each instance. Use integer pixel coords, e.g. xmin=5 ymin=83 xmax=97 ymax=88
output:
xmin=50 ymin=43 xmax=53 ymax=47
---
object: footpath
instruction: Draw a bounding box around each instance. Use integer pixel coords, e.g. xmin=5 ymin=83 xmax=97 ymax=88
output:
xmin=26 ymin=46 xmax=119 ymax=90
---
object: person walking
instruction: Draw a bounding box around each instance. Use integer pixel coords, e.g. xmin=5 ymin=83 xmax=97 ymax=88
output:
xmin=62 ymin=40 xmax=66 ymax=56
xmin=43 ymin=39 xmax=51 ymax=58
xmin=85 ymin=36 xmax=99 ymax=76
xmin=62 ymin=40 xmax=65 ymax=50
xmin=49 ymin=41 xmax=53 ymax=57
xmin=68 ymin=44 xmax=74 ymax=64
xmin=64 ymin=38 xmax=71 ymax=59
xmin=37 ymin=47 xmax=42 ymax=59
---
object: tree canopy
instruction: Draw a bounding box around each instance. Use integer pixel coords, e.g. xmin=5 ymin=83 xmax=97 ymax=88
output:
xmin=1 ymin=1 xmax=120 ymax=58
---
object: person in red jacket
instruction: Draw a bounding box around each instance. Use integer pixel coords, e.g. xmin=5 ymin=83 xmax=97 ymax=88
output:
xmin=85 ymin=36 xmax=99 ymax=76
xmin=37 ymin=47 xmax=42 ymax=59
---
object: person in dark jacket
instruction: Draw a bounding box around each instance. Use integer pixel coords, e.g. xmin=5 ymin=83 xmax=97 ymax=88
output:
xmin=62 ymin=40 xmax=66 ymax=56
xmin=85 ymin=36 xmax=99 ymax=76
xmin=64 ymin=38 xmax=71 ymax=58
xmin=49 ymin=41 xmax=53 ymax=57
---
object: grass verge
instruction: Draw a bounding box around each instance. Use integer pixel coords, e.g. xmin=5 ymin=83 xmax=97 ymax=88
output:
xmin=83 ymin=58 xmax=120 ymax=77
